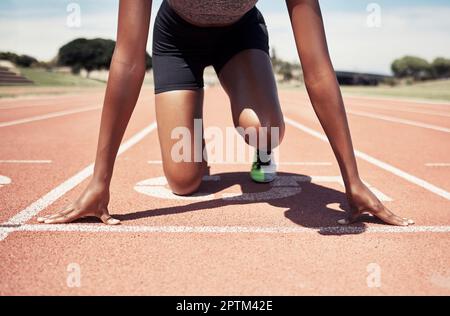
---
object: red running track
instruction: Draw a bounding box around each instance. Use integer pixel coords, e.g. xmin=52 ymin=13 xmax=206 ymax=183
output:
xmin=0 ymin=86 xmax=449 ymax=295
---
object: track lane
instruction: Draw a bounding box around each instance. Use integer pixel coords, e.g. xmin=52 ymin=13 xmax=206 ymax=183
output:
xmin=0 ymin=87 xmax=449 ymax=295
xmin=0 ymin=87 xmax=156 ymax=222
xmin=281 ymin=96 xmax=450 ymax=190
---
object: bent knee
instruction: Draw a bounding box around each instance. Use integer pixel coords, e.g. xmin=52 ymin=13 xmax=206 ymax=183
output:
xmin=237 ymin=108 xmax=285 ymax=145
xmin=164 ymin=164 xmax=204 ymax=196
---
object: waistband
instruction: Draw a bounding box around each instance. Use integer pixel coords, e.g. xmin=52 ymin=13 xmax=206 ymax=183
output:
xmin=159 ymin=0 xmax=259 ymax=30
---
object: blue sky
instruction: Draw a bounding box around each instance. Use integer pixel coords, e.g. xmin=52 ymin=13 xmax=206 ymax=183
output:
xmin=1 ymin=0 xmax=449 ymax=74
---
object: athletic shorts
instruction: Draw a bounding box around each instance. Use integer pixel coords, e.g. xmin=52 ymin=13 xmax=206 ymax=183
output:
xmin=152 ymin=0 xmax=270 ymax=94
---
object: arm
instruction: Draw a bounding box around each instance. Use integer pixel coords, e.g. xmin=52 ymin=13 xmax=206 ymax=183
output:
xmin=92 ymin=0 xmax=152 ymax=185
xmin=285 ymin=0 xmax=413 ymax=226
xmin=38 ymin=0 xmax=153 ymax=225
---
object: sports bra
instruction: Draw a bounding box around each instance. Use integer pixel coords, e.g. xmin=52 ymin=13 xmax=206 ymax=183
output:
xmin=167 ymin=0 xmax=259 ymax=26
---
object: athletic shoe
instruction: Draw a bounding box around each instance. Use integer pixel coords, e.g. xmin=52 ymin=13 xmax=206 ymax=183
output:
xmin=250 ymin=150 xmax=277 ymax=183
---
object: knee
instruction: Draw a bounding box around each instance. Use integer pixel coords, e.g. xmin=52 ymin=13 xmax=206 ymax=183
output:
xmin=237 ymin=108 xmax=285 ymax=146
xmin=164 ymin=163 xmax=204 ymax=196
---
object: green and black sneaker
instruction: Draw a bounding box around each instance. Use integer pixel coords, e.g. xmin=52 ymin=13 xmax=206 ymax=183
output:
xmin=250 ymin=150 xmax=277 ymax=183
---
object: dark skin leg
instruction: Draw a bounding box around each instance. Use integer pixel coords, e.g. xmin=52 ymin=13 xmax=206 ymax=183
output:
xmin=155 ymin=89 xmax=207 ymax=195
xmin=218 ymin=49 xmax=285 ymax=152
xmin=153 ymin=50 xmax=283 ymax=195
xmin=156 ymin=50 xmax=284 ymax=195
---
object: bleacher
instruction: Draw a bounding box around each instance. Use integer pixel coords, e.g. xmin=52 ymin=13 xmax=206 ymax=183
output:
xmin=0 ymin=64 xmax=33 ymax=85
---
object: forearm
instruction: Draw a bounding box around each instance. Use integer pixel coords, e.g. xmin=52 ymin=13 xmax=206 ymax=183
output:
xmin=304 ymin=71 xmax=361 ymax=189
xmin=92 ymin=54 xmax=146 ymax=185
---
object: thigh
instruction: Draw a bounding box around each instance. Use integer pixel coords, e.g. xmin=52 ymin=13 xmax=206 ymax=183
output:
xmin=152 ymin=54 xmax=205 ymax=94
xmin=155 ymin=89 xmax=207 ymax=194
xmin=217 ymin=49 xmax=283 ymax=130
xmin=152 ymin=0 xmax=210 ymax=94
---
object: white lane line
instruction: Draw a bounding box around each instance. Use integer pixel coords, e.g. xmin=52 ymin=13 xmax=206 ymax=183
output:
xmin=0 ymin=100 xmax=84 ymax=110
xmin=343 ymin=94 xmax=450 ymax=107
xmin=147 ymin=160 xmax=162 ymax=164
xmin=349 ymin=103 xmax=450 ymax=118
xmin=0 ymin=122 xmax=157 ymax=241
xmin=0 ymin=227 xmax=15 ymax=240
xmin=0 ymin=160 xmax=52 ymax=164
xmin=147 ymin=160 xmax=332 ymax=166
xmin=284 ymin=117 xmax=450 ymax=201
xmin=425 ymin=163 xmax=450 ymax=167
xmin=0 ymin=105 xmax=102 ymax=128
xmin=347 ymin=109 xmax=450 ymax=133
xmin=0 ymin=224 xmax=449 ymax=234
xmin=0 ymin=93 xmax=95 ymax=106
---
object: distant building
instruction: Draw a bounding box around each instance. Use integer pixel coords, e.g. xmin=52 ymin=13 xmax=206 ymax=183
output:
xmin=335 ymin=71 xmax=393 ymax=86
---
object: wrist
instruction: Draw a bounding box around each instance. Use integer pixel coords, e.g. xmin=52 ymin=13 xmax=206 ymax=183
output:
xmin=336 ymin=159 xmax=360 ymax=191
xmin=90 ymin=176 xmax=111 ymax=190
xmin=92 ymin=166 xmax=113 ymax=187
xmin=344 ymin=176 xmax=364 ymax=193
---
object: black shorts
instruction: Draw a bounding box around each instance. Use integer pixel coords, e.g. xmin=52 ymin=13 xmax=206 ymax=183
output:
xmin=152 ymin=0 xmax=270 ymax=94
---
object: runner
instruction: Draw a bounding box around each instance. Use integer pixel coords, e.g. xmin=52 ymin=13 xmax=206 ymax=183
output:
xmin=37 ymin=0 xmax=414 ymax=226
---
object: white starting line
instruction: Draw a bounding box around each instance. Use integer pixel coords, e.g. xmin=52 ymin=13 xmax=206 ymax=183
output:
xmin=1 ymin=114 xmax=449 ymax=241
xmin=0 ymin=122 xmax=158 ymax=241
xmin=0 ymin=224 xmax=449 ymax=235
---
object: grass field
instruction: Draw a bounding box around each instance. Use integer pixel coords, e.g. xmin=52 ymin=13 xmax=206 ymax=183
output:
xmin=18 ymin=68 xmax=105 ymax=87
xmin=2 ymin=68 xmax=450 ymax=103
xmin=0 ymin=68 xmax=106 ymax=98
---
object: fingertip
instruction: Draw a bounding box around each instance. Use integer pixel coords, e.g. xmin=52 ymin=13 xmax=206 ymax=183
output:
xmin=106 ymin=218 xmax=120 ymax=225
xmin=402 ymin=218 xmax=415 ymax=226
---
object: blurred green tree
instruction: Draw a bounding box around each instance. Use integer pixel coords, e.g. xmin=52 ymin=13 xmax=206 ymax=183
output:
xmin=391 ymin=56 xmax=432 ymax=81
xmin=431 ymin=57 xmax=450 ymax=79
xmin=57 ymin=38 xmax=152 ymax=77
xmin=0 ymin=51 xmax=38 ymax=67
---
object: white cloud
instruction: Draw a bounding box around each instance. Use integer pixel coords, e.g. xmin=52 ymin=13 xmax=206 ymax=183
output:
xmin=263 ymin=6 xmax=450 ymax=74
xmin=0 ymin=12 xmax=118 ymax=60
xmin=1 ymin=4 xmax=449 ymax=74
xmin=0 ymin=6 xmax=159 ymax=62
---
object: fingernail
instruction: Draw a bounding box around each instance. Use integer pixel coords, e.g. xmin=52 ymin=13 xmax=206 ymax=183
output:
xmin=107 ymin=218 xmax=120 ymax=225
